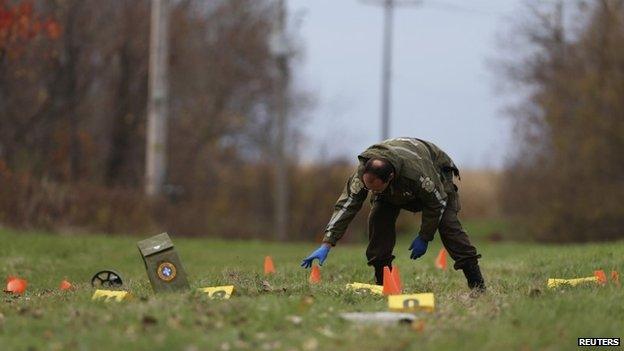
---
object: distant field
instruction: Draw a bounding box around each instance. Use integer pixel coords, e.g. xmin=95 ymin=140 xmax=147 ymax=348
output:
xmin=0 ymin=226 xmax=622 ymax=351
xmin=455 ymin=169 xmax=502 ymax=219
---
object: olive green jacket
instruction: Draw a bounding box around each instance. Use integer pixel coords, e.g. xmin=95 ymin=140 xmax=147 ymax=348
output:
xmin=322 ymin=137 xmax=459 ymax=246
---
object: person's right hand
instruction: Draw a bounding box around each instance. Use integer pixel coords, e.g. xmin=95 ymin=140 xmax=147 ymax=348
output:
xmin=300 ymin=244 xmax=331 ymax=268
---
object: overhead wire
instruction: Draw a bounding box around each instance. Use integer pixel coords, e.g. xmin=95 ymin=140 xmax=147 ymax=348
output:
xmin=422 ymin=0 xmax=508 ymax=17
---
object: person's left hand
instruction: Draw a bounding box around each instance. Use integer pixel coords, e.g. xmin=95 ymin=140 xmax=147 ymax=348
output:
xmin=408 ymin=235 xmax=428 ymax=259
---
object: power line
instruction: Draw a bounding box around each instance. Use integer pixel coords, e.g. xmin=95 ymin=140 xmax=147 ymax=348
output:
xmin=146 ymin=0 xmax=170 ymax=197
xmin=362 ymin=0 xmax=505 ymax=142
xmin=423 ymin=0 xmax=506 ymax=17
xmin=273 ymin=0 xmax=290 ymax=241
xmin=361 ymin=0 xmax=422 ymax=141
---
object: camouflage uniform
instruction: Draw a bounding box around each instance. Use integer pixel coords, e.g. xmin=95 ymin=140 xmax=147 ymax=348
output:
xmin=322 ymin=137 xmax=482 ymax=284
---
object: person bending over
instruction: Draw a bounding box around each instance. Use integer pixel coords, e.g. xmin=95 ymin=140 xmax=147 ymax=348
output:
xmin=301 ymin=137 xmax=485 ymax=291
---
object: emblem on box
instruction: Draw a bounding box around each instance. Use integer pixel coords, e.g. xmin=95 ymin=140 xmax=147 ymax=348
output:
xmin=157 ymin=262 xmax=177 ymax=281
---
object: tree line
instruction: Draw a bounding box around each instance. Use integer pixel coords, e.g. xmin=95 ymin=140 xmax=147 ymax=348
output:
xmin=0 ymin=0 xmax=347 ymax=240
xmin=5 ymin=0 xmax=620 ymax=243
xmin=500 ymin=0 xmax=624 ymax=242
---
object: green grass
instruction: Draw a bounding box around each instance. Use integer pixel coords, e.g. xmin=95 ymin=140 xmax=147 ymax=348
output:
xmin=0 ymin=226 xmax=622 ymax=351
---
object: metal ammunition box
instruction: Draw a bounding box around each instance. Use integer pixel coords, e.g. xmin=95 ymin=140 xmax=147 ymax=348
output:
xmin=137 ymin=233 xmax=190 ymax=293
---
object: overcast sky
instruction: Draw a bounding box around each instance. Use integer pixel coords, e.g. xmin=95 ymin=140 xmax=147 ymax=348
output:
xmin=287 ymin=0 xmax=523 ymax=169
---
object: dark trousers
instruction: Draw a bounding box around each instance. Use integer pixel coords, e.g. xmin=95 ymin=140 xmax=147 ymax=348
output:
xmin=366 ymin=189 xmax=481 ymax=278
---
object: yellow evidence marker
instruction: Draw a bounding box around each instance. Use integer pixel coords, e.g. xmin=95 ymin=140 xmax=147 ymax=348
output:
xmin=91 ymin=289 xmax=131 ymax=302
xmin=547 ymin=277 xmax=598 ymax=288
xmin=198 ymin=285 xmax=235 ymax=299
xmin=388 ymin=293 xmax=435 ymax=312
xmin=346 ymin=283 xmax=384 ymax=295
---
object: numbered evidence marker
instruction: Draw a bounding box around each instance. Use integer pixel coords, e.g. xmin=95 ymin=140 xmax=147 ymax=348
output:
xmin=198 ymin=285 xmax=235 ymax=300
xmin=388 ymin=293 xmax=435 ymax=313
xmin=92 ymin=289 xmax=131 ymax=302
xmin=346 ymin=283 xmax=384 ymax=295
xmin=547 ymin=277 xmax=598 ymax=288
xmin=548 ymin=270 xmax=611 ymax=288
xmin=137 ymin=233 xmax=190 ymax=293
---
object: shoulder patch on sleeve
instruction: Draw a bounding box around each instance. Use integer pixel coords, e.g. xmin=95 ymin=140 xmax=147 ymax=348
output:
xmin=350 ymin=177 xmax=364 ymax=194
xmin=419 ymin=176 xmax=435 ymax=193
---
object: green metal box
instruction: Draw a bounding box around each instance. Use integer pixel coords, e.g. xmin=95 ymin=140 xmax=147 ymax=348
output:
xmin=137 ymin=233 xmax=190 ymax=293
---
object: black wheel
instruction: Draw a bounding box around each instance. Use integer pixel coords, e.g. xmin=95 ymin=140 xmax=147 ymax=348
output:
xmin=90 ymin=270 xmax=124 ymax=288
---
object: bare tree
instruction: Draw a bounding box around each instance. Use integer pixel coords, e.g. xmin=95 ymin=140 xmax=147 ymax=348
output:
xmin=498 ymin=0 xmax=624 ymax=242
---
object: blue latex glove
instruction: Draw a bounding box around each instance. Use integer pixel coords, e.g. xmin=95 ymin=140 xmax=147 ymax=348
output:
xmin=301 ymin=244 xmax=331 ymax=268
xmin=408 ymin=236 xmax=428 ymax=259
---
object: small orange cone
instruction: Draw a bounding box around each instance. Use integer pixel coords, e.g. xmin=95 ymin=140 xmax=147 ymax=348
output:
xmin=5 ymin=276 xmax=27 ymax=294
xmin=435 ymin=248 xmax=447 ymax=270
xmin=611 ymin=271 xmax=619 ymax=286
xmin=309 ymin=265 xmax=321 ymax=284
xmin=264 ymin=256 xmax=276 ymax=275
xmin=391 ymin=265 xmax=403 ymax=293
xmin=412 ymin=320 xmax=426 ymax=332
xmin=59 ymin=279 xmax=73 ymax=291
xmin=594 ymin=270 xmax=607 ymax=285
xmin=382 ymin=266 xmax=400 ymax=295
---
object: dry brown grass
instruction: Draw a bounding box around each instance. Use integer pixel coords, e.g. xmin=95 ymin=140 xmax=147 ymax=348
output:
xmin=0 ymin=164 xmax=503 ymax=240
xmin=455 ymin=169 xmax=502 ymax=219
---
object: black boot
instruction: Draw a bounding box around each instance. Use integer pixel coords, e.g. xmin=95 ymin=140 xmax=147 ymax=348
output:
xmin=462 ymin=264 xmax=486 ymax=292
xmin=373 ymin=264 xmax=392 ymax=286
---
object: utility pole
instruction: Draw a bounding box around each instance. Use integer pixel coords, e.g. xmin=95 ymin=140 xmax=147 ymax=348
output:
xmin=362 ymin=0 xmax=421 ymax=141
xmin=271 ymin=0 xmax=290 ymax=240
xmin=146 ymin=0 xmax=170 ymax=197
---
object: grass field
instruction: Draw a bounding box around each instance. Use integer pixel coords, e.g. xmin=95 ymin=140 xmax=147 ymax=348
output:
xmin=1 ymin=225 xmax=623 ymax=351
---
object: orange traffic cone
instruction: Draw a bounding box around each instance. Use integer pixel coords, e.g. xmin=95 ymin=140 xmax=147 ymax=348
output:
xmin=412 ymin=320 xmax=426 ymax=332
xmin=594 ymin=270 xmax=607 ymax=285
xmin=611 ymin=271 xmax=619 ymax=286
xmin=5 ymin=276 xmax=27 ymax=294
xmin=264 ymin=256 xmax=276 ymax=275
xmin=435 ymin=248 xmax=448 ymax=270
xmin=309 ymin=265 xmax=321 ymax=284
xmin=391 ymin=265 xmax=403 ymax=293
xmin=59 ymin=279 xmax=73 ymax=291
xmin=382 ymin=266 xmax=400 ymax=295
